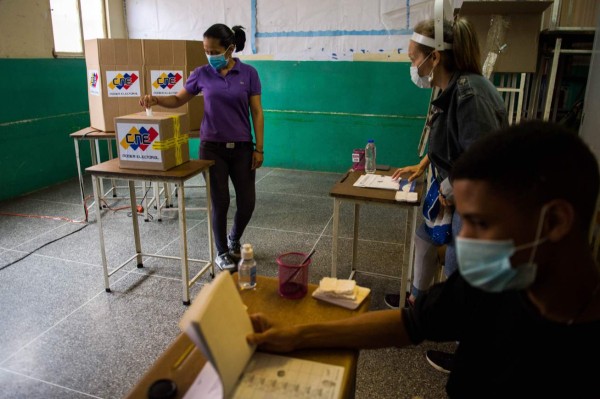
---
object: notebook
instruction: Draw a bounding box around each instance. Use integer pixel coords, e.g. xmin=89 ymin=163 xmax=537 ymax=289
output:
xmin=179 ymin=272 xmax=345 ymax=399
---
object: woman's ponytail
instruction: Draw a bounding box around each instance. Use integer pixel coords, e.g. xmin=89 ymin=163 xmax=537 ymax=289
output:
xmin=451 ymin=18 xmax=481 ymax=75
xmin=231 ymin=25 xmax=246 ymax=52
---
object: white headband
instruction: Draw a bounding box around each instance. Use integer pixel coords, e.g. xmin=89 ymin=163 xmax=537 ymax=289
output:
xmin=411 ymin=32 xmax=453 ymax=50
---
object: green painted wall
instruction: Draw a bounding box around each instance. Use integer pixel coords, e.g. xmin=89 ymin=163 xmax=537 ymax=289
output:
xmin=1 ymin=59 xmax=430 ymax=202
xmin=0 ymin=59 xmax=90 ymax=202
xmin=244 ymin=60 xmax=430 ymax=173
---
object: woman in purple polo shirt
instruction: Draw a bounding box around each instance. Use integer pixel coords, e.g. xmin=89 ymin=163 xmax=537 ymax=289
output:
xmin=140 ymin=24 xmax=264 ymax=272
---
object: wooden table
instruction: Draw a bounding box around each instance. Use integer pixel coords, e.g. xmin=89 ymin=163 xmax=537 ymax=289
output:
xmin=86 ymin=158 xmax=213 ymax=305
xmin=124 ymin=274 xmax=370 ymax=399
xmin=329 ymin=169 xmax=424 ymax=309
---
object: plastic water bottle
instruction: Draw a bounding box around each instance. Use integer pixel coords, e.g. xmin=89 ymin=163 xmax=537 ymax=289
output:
xmin=365 ymin=139 xmax=376 ymax=174
xmin=238 ymin=244 xmax=257 ymax=290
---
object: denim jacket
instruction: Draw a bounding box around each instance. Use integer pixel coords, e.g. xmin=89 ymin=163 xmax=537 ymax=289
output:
xmin=428 ymin=72 xmax=508 ymax=199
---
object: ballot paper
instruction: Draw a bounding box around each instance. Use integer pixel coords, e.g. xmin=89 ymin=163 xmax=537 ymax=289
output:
xmin=353 ymin=174 xmax=399 ymax=190
xmin=179 ymin=272 xmax=345 ymax=399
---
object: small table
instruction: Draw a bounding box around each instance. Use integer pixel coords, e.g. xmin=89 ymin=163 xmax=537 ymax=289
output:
xmin=124 ymin=275 xmax=370 ymax=399
xmin=86 ymin=158 xmax=214 ymax=305
xmin=71 ymin=127 xmax=117 ymax=218
xmin=71 ymin=127 xmax=201 ymax=219
xmin=329 ymin=169 xmax=424 ymax=309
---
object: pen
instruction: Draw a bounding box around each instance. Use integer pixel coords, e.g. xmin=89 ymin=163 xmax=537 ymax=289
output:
xmin=339 ymin=171 xmax=350 ymax=183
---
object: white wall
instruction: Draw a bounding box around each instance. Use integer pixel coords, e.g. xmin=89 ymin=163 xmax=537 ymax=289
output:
xmin=580 ymin=8 xmax=600 ymax=166
xmin=125 ymin=0 xmax=446 ymax=60
xmin=0 ymin=0 xmax=54 ymax=58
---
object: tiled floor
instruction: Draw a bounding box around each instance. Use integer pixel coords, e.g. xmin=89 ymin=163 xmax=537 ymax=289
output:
xmin=0 ymin=168 xmax=454 ymax=399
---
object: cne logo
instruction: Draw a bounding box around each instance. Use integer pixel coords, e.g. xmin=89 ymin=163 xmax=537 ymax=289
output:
xmin=90 ymin=72 xmax=99 ymax=88
xmin=153 ymin=72 xmax=182 ymax=90
xmin=109 ymin=73 xmax=139 ymax=90
xmin=120 ymin=126 xmax=159 ymax=151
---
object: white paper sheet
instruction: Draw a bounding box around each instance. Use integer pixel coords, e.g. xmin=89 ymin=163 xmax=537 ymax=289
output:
xmin=353 ymin=174 xmax=399 ymax=190
xmin=232 ymin=353 xmax=344 ymax=399
xmin=183 ymin=362 xmax=223 ymax=399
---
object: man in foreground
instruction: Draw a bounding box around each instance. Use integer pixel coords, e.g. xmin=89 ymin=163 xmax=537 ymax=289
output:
xmin=247 ymin=121 xmax=600 ymax=398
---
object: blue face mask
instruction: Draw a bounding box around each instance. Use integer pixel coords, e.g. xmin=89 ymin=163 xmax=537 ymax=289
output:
xmin=207 ymin=46 xmax=232 ymax=71
xmin=456 ymin=205 xmax=549 ymax=293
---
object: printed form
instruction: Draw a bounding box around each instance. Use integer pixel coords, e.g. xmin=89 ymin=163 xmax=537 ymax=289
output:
xmin=184 ymin=353 xmax=343 ymax=399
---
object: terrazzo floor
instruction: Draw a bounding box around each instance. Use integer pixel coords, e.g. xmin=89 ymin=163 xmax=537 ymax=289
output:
xmin=0 ymin=167 xmax=453 ymax=399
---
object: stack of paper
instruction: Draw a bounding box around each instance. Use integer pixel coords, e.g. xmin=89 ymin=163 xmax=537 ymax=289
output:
xmin=312 ymin=277 xmax=370 ymax=310
xmin=353 ymin=174 xmax=399 ymax=190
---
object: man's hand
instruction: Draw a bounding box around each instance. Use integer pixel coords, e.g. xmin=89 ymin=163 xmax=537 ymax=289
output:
xmin=246 ymin=313 xmax=298 ymax=353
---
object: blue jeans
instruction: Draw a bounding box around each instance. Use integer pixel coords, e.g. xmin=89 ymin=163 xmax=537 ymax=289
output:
xmin=411 ymin=210 xmax=461 ymax=298
xmin=200 ymin=141 xmax=256 ymax=255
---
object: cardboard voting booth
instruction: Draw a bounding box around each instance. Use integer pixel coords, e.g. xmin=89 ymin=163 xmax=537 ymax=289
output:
xmin=115 ymin=112 xmax=190 ymax=171
xmin=142 ymin=40 xmax=207 ymax=131
xmin=85 ymin=39 xmax=144 ymax=132
xmin=85 ymin=39 xmax=207 ymax=132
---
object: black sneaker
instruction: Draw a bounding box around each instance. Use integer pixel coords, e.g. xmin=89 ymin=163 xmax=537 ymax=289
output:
xmin=426 ymin=350 xmax=454 ymax=374
xmin=228 ymin=235 xmax=241 ymax=259
xmin=216 ymin=252 xmax=237 ymax=273
xmin=384 ymin=293 xmax=413 ymax=309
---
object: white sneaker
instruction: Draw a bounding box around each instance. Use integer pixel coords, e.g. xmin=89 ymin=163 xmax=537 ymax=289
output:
xmin=216 ymin=253 xmax=237 ymax=272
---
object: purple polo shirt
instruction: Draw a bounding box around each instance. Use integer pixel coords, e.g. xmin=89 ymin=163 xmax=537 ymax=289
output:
xmin=185 ymin=58 xmax=261 ymax=142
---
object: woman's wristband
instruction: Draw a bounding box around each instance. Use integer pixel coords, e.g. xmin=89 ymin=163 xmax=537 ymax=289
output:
xmin=254 ymin=149 xmax=264 ymax=154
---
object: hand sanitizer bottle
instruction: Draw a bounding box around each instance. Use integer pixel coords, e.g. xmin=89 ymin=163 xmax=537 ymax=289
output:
xmin=238 ymin=244 xmax=256 ymax=290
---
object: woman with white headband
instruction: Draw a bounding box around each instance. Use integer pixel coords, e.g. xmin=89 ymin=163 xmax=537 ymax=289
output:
xmin=384 ymin=17 xmax=508 ymax=371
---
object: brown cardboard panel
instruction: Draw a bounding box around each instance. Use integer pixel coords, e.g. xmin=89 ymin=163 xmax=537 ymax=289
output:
xmin=128 ymin=39 xmax=144 ymax=64
xmin=86 ymin=39 xmax=207 ymax=132
xmin=542 ymin=0 xmax=599 ymax=29
xmin=84 ymin=40 xmax=100 ymax=67
xmin=158 ymin=40 xmax=175 ymax=64
xmin=460 ymin=1 xmax=552 ymax=15
xmin=144 ymin=65 xmax=204 ymax=130
xmin=142 ymin=39 xmax=161 ymax=65
xmin=99 ymin=40 xmax=116 ymax=65
xmin=186 ymin=41 xmax=208 ymax=68
xmin=459 ymin=1 xmax=552 ymax=73
xmin=115 ymin=112 xmax=190 ymax=170
xmin=172 ymin=41 xmax=186 ymax=65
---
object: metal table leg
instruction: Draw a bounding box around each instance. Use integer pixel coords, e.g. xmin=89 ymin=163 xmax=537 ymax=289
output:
xmin=400 ymin=207 xmax=418 ymax=308
xmin=154 ymin=182 xmax=162 ymax=222
xmin=107 ymin=139 xmax=117 ymax=197
xmin=178 ymin=184 xmax=191 ymax=305
xmin=92 ymin=176 xmax=110 ymax=292
xmin=204 ymin=170 xmax=215 ymax=277
xmin=129 ymin=181 xmax=144 ymax=268
xmin=331 ymin=198 xmax=341 ymax=278
xmin=74 ymin=138 xmax=87 ymax=219
xmin=349 ymin=204 xmax=360 ymax=280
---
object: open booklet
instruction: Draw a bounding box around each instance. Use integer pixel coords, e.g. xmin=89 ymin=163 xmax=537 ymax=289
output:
xmin=179 ymin=272 xmax=345 ymax=399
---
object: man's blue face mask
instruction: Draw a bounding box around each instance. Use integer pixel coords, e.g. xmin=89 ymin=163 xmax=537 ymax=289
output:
xmin=456 ymin=205 xmax=549 ymax=293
